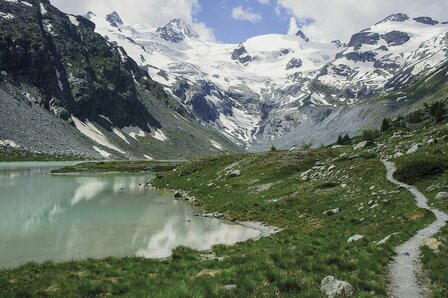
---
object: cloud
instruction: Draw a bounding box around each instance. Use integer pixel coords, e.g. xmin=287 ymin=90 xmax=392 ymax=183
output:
xmin=231 ymin=5 xmax=262 ymax=23
xmin=257 ymin=0 xmax=270 ymax=4
xmin=276 ymin=0 xmax=448 ymax=42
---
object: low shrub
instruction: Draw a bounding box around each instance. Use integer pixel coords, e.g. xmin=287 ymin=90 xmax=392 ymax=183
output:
xmin=394 ymin=156 xmax=448 ymax=184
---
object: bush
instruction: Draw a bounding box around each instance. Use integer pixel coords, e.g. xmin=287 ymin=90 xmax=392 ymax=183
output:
xmin=362 ymin=129 xmax=379 ymax=145
xmin=394 ymin=156 xmax=448 ymax=184
xmin=381 ymin=118 xmax=391 ymax=132
xmin=359 ymin=150 xmax=377 ymax=160
xmin=336 ymin=134 xmax=351 ymax=145
xmin=425 ymin=100 xmax=447 ymax=123
xmin=270 ymin=145 xmax=277 ymax=152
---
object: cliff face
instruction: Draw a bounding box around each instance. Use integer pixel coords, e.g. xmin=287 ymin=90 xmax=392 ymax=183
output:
xmin=0 ymin=0 xmax=161 ymax=129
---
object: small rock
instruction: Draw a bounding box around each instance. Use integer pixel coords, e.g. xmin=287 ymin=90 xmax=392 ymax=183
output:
xmin=406 ymin=144 xmax=419 ymax=154
xmin=347 ymin=235 xmax=363 ymax=243
xmin=227 ymin=169 xmax=241 ymax=178
xmin=354 ymin=141 xmax=368 ymax=150
xmin=328 ymin=165 xmax=336 ymax=171
xmin=394 ymin=152 xmax=404 ymax=158
xmin=320 ymin=276 xmax=354 ymax=298
xmin=435 ymin=192 xmax=448 ymax=200
xmin=174 ymin=190 xmax=182 ymax=198
xmin=323 ymin=208 xmax=341 ymax=216
xmin=427 ymin=139 xmax=435 ymax=145
xmin=423 ymin=238 xmax=442 ymax=251
xmin=222 ymin=284 xmax=238 ymax=291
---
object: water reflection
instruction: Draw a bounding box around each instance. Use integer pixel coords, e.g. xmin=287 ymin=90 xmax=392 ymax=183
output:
xmin=0 ymin=162 xmax=260 ymax=268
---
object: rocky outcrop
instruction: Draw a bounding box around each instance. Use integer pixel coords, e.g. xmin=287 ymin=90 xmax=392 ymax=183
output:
xmin=285 ymin=58 xmax=303 ymax=70
xmin=381 ymin=31 xmax=410 ymax=46
xmin=414 ymin=17 xmax=439 ymax=25
xmin=156 ymin=18 xmax=199 ymax=43
xmin=231 ymin=43 xmax=253 ymax=64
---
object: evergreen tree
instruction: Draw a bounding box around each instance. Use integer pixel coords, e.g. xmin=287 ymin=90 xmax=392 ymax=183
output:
xmin=381 ymin=118 xmax=391 ymax=132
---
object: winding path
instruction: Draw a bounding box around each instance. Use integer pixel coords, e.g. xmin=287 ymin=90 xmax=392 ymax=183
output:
xmin=382 ymin=160 xmax=448 ymax=298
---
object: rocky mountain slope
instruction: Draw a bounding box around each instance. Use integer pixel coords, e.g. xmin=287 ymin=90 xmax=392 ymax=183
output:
xmin=0 ymin=0 xmax=240 ymax=159
xmin=88 ymin=11 xmax=448 ymax=149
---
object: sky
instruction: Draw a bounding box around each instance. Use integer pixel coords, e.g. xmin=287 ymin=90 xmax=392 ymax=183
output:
xmin=51 ymin=0 xmax=448 ymax=43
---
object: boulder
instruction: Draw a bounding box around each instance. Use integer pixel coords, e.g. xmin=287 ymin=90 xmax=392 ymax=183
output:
xmin=320 ymin=276 xmax=354 ymax=298
xmin=406 ymin=144 xmax=419 ymax=154
xmin=347 ymin=235 xmax=364 ymax=243
xmin=227 ymin=169 xmax=241 ymax=178
xmin=435 ymin=192 xmax=448 ymax=200
xmin=323 ymin=208 xmax=341 ymax=216
xmin=423 ymin=238 xmax=442 ymax=251
xmin=354 ymin=141 xmax=368 ymax=150
xmin=393 ymin=152 xmax=403 ymax=158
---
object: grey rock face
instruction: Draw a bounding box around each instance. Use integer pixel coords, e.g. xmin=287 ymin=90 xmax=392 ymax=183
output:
xmin=345 ymin=51 xmax=377 ymax=62
xmin=295 ymin=30 xmax=310 ymax=42
xmin=156 ymin=18 xmax=199 ymax=43
xmin=348 ymin=32 xmax=380 ymax=50
xmin=231 ymin=43 xmax=253 ymax=64
xmin=285 ymin=58 xmax=303 ymax=70
xmin=378 ymin=13 xmax=410 ymax=24
xmin=381 ymin=31 xmax=411 ymax=46
xmin=414 ymin=17 xmax=439 ymax=25
xmin=320 ymin=276 xmax=355 ymax=298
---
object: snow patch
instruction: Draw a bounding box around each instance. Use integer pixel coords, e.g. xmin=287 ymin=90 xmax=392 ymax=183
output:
xmin=98 ymin=114 xmax=112 ymax=123
xmin=148 ymin=126 xmax=169 ymax=142
xmin=68 ymin=15 xmax=79 ymax=26
xmin=210 ymin=140 xmax=223 ymax=151
xmin=122 ymin=126 xmax=146 ymax=140
xmin=21 ymin=1 xmax=33 ymax=7
xmin=42 ymin=19 xmax=54 ymax=35
xmin=0 ymin=12 xmax=15 ymax=20
xmin=112 ymin=128 xmax=130 ymax=144
xmin=92 ymin=146 xmax=111 ymax=158
xmin=39 ymin=3 xmax=47 ymax=15
xmin=0 ymin=140 xmax=19 ymax=148
xmin=72 ymin=116 xmax=125 ymax=154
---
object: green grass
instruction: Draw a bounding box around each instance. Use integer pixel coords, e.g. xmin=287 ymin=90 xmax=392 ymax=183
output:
xmin=1 ymin=145 xmax=434 ymax=297
xmin=51 ymin=160 xmax=182 ymax=174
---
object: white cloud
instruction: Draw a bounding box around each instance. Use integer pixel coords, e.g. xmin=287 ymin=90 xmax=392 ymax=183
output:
xmin=277 ymin=0 xmax=448 ymax=42
xmin=231 ymin=5 xmax=262 ymax=23
xmin=257 ymin=0 xmax=271 ymax=4
xmin=50 ymin=0 xmax=215 ymax=39
xmin=287 ymin=17 xmax=299 ymax=35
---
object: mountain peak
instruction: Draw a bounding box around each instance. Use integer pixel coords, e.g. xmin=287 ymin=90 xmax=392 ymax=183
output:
xmin=106 ymin=11 xmax=123 ymax=28
xmin=377 ymin=13 xmax=410 ymax=25
xmin=156 ymin=18 xmax=199 ymax=43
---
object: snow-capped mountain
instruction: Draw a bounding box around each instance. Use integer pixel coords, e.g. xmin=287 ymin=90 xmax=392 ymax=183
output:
xmin=317 ymin=14 xmax=448 ymax=103
xmin=87 ymin=11 xmax=448 ymax=148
